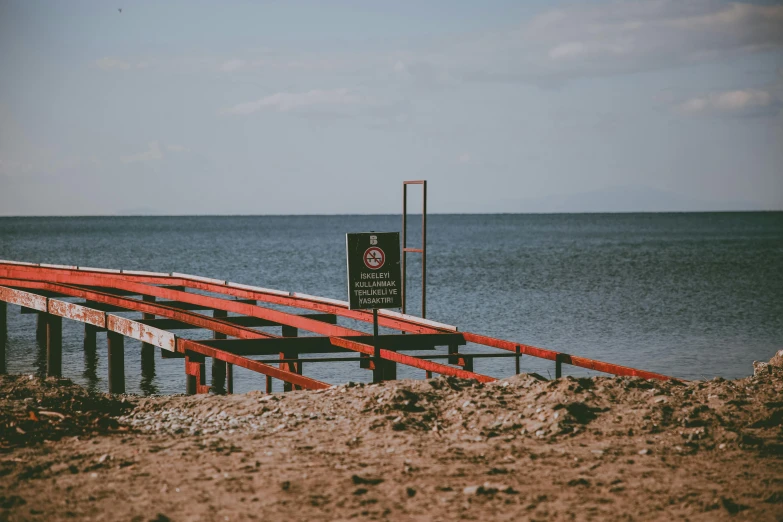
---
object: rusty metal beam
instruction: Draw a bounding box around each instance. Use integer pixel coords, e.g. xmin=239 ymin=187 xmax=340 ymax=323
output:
xmin=138 ymin=313 xmax=337 ymax=330
xmin=0 ymin=274 xmax=496 ymax=382
xmin=462 ymin=332 xmax=675 ymax=382
xmin=0 ymin=282 xmax=314 ymax=389
xmin=200 ymin=333 xmax=464 ymax=355
xmin=0 ymin=264 xmax=678 ymax=382
xmin=179 ymin=339 xmax=329 ymax=390
xmin=0 ymin=264 xmax=452 ymax=334
xmin=48 ymin=299 xmax=106 ymax=328
xmin=107 ymin=314 xmax=176 ymax=352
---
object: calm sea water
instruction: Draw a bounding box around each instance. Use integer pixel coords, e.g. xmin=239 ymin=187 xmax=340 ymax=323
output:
xmin=1 ymin=213 xmax=781 ymax=394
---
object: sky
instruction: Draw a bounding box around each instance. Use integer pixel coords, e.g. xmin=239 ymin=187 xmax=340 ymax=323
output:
xmin=0 ymin=0 xmax=782 ymax=215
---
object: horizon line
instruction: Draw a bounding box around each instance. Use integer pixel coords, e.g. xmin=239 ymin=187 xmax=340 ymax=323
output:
xmin=1 ymin=209 xmax=782 ymax=218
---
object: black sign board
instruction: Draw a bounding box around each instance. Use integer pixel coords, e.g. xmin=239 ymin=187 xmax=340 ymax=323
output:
xmin=346 ymin=232 xmax=402 ymax=310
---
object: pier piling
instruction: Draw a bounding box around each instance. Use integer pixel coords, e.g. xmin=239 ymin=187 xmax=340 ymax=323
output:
xmin=211 ymin=309 xmax=228 ymax=393
xmin=46 ymin=313 xmax=62 ymax=378
xmin=107 ymin=331 xmax=125 ymax=394
xmin=141 ymin=295 xmax=156 ymax=374
xmin=0 ymin=301 xmax=6 ymax=374
xmin=36 ymin=312 xmax=46 ymax=344
xmin=281 ymin=326 xmax=299 ymax=391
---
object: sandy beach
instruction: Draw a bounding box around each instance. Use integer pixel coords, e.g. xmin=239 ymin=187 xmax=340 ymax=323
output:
xmin=1 ymin=352 xmax=782 ymax=521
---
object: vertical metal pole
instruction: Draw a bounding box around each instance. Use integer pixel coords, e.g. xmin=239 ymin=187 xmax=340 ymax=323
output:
xmin=211 ymin=309 xmax=228 ymax=393
xmin=226 ymin=363 xmax=234 ymax=394
xmin=107 ymin=331 xmax=125 ymax=394
xmin=448 ymin=344 xmax=458 ymax=365
xmin=36 ymin=312 xmax=46 ymax=344
xmin=555 ymin=356 xmax=562 ymax=379
xmin=266 ymin=375 xmax=272 ymax=394
xmin=83 ymin=323 xmax=99 ymax=386
xmin=426 ymin=370 xmax=432 ymax=379
xmin=372 ymin=309 xmax=382 ymax=383
xmin=84 ymin=323 xmax=97 ymax=352
xmin=401 ymin=184 xmax=407 ymax=315
xmin=185 ymin=353 xmax=205 ymax=395
xmin=281 ymin=326 xmax=298 ymax=392
xmin=515 ymin=345 xmax=521 ymax=375
xmin=421 ymin=180 xmax=427 ymax=319
xmin=0 ymin=301 xmax=6 ymax=374
xmin=141 ymin=295 xmax=156 ymax=373
xmin=46 ymin=314 xmax=62 ymax=378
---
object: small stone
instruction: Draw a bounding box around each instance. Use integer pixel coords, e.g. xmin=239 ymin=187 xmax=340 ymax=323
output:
xmin=463 ymin=485 xmax=479 ymax=495
xmin=638 ymin=449 xmax=649 ymax=455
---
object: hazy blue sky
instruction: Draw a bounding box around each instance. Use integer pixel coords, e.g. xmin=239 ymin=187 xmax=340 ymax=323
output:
xmin=1 ymin=0 xmax=781 ymax=215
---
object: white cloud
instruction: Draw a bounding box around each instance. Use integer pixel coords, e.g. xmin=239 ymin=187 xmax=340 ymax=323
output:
xmin=402 ymin=1 xmax=783 ymax=84
xmin=457 ymin=153 xmax=471 ymax=164
xmin=678 ymin=87 xmax=780 ymax=116
xmin=166 ymin=144 xmax=189 ymax=153
xmin=221 ymin=89 xmax=367 ymax=115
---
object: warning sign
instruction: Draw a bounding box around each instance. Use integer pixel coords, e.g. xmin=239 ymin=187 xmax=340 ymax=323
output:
xmin=346 ymin=232 xmax=402 ymax=310
xmin=364 ymin=247 xmax=385 ymax=270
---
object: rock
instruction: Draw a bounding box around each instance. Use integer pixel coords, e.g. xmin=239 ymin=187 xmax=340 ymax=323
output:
xmin=753 ymin=361 xmax=770 ymax=377
xmin=462 ymin=482 xmax=509 ymax=495
xmin=351 ymin=475 xmax=383 ymax=486
xmin=721 ymin=497 xmax=748 ymax=514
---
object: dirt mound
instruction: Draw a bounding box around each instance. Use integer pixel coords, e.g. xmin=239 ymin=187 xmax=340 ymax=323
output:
xmin=1 ymin=352 xmax=782 ymax=521
xmin=118 ymin=352 xmax=783 ymax=461
xmin=0 ymin=375 xmax=134 ymax=452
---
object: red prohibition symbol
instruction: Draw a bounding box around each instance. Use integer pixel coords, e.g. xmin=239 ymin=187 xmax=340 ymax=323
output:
xmin=363 ymin=247 xmax=385 ymax=270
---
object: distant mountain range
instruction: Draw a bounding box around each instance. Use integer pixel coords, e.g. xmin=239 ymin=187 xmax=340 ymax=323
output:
xmin=501 ymin=186 xmax=771 ymax=214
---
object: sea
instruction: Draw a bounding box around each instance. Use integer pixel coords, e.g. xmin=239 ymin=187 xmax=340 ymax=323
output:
xmin=1 ymin=213 xmax=781 ymax=395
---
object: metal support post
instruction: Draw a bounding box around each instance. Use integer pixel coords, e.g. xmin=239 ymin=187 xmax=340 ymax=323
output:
xmin=448 ymin=344 xmax=458 ymax=365
xmin=185 ymin=352 xmax=206 ymax=395
xmin=36 ymin=312 xmax=46 ymax=344
xmin=281 ymin=325 xmax=298 ymax=391
xmin=46 ymin=313 xmax=62 ymax=378
xmin=0 ymin=301 xmax=6 ymax=374
xmin=402 ymin=180 xmax=427 ymax=318
xmin=141 ymin=295 xmax=156 ymax=374
xmin=107 ymin=331 xmax=125 ymax=394
xmin=515 ymin=345 xmax=521 ymax=375
xmin=372 ymin=309 xmax=382 ymax=383
xmin=211 ymin=309 xmax=228 ymax=393
xmin=555 ymin=356 xmax=562 ymax=379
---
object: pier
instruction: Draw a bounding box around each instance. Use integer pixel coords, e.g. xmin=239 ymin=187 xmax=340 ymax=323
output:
xmin=0 ymin=260 xmax=675 ymax=393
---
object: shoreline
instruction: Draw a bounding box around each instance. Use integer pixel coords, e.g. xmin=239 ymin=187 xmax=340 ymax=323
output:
xmin=1 ymin=352 xmax=782 ymax=521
